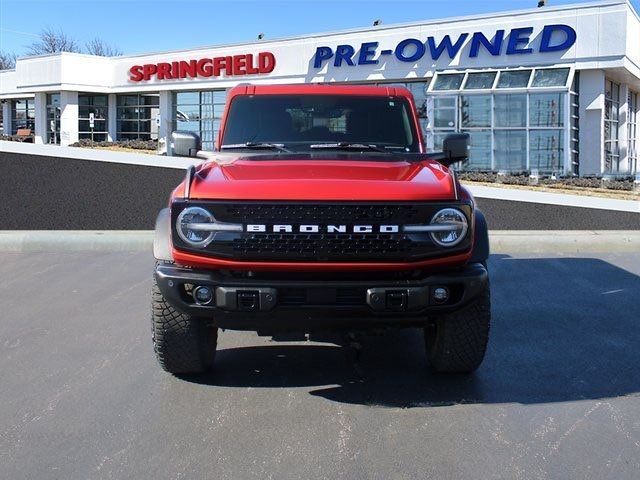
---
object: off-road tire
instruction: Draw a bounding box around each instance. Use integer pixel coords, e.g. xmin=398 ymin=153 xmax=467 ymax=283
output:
xmin=424 ymin=284 xmax=491 ymax=373
xmin=151 ymin=275 xmax=217 ymax=374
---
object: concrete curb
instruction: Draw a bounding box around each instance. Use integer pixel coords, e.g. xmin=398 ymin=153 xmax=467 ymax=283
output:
xmin=0 ymin=230 xmax=638 ymax=254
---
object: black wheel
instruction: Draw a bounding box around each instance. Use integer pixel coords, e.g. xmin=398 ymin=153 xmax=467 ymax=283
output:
xmin=151 ymin=275 xmax=217 ymax=374
xmin=424 ymin=283 xmax=491 ymax=373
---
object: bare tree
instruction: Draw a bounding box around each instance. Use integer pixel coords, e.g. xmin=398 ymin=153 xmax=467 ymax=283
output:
xmin=27 ymin=27 xmax=81 ymax=55
xmin=85 ymin=37 xmax=123 ymax=57
xmin=0 ymin=51 xmax=16 ymax=70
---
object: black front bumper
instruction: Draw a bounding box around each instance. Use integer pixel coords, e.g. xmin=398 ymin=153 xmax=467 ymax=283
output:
xmin=154 ymin=263 xmax=488 ymax=333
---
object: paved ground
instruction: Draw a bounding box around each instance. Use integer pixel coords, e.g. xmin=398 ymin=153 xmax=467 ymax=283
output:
xmin=1 ymin=251 xmax=640 ymax=480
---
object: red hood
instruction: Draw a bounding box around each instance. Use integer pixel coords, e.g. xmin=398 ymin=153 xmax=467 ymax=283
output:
xmin=180 ymin=159 xmax=456 ymax=201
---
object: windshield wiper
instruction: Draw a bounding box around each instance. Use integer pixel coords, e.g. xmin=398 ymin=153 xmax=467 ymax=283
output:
xmin=221 ymin=142 xmax=291 ymax=153
xmin=309 ymin=142 xmax=389 ymax=153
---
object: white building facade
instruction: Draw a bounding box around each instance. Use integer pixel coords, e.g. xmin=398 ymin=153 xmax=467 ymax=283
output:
xmin=1 ymin=0 xmax=639 ymax=176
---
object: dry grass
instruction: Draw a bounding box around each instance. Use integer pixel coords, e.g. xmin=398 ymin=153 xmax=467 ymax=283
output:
xmin=461 ymin=180 xmax=640 ymax=201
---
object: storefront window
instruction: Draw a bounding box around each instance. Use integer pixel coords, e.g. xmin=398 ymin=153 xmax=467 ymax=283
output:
xmin=604 ymin=79 xmax=621 ymax=172
xmin=78 ymin=94 xmax=108 ymax=142
xmin=531 ymin=68 xmax=570 ymax=87
xmin=530 ymin=93 xmax=564 ymax=127
xmin=494 ymin=130 xmax=527 ymax=171
xmin=462 ymin=130 xmax=492 ymax=170
xmin=530 ymin=130 xmax=564 ymax=171
xmin=629 ymin=91 xmax=638 ymax=174
xmin=496 ymin=70 xmax=531 ymax=88
xmin=494 ymin=94 xmax=526 ymax=127
xmin=433 ymin=97 xmax=456 ymax=128
xmin=464 ymin=72 xmax=496 ymax=90
xmin=46 ymin=93 xmax=61 ymax=144
xmin=11 ymin=98 xmax=35 ymax=133
xmin=433 ymin=73 xmax=465 ymax=91
xmin=116 ymin=94 xmax=160 ymax=140
xmin=460 ymin=95 xmax=491 ymax=128
xmin=173 ymin=90 xmax=226 ymax=150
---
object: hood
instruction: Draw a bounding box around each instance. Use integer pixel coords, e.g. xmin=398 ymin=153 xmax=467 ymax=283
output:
xmin=182 ymin=156 xmax=456 ymax=201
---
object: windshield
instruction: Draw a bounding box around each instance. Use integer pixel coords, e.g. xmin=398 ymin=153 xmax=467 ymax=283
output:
xmin=220 ymin=94 xmax=420 ymax=153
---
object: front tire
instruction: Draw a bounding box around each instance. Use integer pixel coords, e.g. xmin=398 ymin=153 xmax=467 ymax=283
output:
xmin=424 ymin=283 xmax=491 ymax=373
xmin=151 ymin=275 xmax=217 ymax=374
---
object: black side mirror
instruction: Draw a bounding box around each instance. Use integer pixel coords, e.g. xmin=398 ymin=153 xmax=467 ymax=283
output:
xmin=441 ymin=133 xmax=470 ymax=166
xmin=172 ymin=131 xmax=201 ymax=157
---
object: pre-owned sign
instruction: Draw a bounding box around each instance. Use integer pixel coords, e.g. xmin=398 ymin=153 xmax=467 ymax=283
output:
xmin=313 ymin=24 xmax=577 ymax=68
xmin=129 ymin=52 xmax=276 ymax=82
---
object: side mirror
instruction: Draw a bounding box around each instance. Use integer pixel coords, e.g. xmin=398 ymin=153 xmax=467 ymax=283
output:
xmin=441 ymin=133 xmax=470 ymax=166
xmin=172 ymin=131 xmax=201 ymax=157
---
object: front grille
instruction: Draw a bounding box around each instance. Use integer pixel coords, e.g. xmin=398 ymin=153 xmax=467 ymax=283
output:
xmin=172 ymin=201 xmax=473 ymax=263
xmin=278 ymin=287 xmax=367 ymax=306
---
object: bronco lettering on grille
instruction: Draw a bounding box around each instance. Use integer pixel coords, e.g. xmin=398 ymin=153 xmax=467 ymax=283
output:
xmin=246 ymin=224 xmax=400 ymax=233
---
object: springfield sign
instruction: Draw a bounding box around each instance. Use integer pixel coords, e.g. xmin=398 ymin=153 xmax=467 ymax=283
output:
xmin=312 ymin=24 xmax=577 ymax=68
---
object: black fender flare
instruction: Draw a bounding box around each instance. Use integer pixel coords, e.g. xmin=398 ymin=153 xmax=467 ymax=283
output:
xmin=153 ymin=208 xmax=173 ymax=262
xmin=470 ymin=209 xmax=490 ymax=264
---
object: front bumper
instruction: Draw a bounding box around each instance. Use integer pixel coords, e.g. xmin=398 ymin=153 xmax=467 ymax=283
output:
xmin=154 ymin=262 xmax=488 ymax=332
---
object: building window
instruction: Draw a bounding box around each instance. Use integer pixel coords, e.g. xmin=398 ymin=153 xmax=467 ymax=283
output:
xmin=11 ymin=98 xmax=35 ymax=133
xmin=570 ymin=72 xmax=580 ymax=176
xmin=116 ymin=94 xmax=160 ymax=140
xmin=496 ymin=70 xmax=532 ymax=88
xmin=531 ymin=68 xmax=570 ymax=88
xmin=173 ymin=90 xmax=226 ymax=150
xmin=494 ymin=94 xmax=527 ymax=127
xmin=463 ymin=72 xmax=497 ymax=90
xmin=46 ymin=93 xmax=61 ymax=144
xmin=78 ymin=94 xmax=108 ymax=142
xmin=629 ymin=90 xmax=638 ymax=174
xmin=604 ymin=79 xmax=621 ymax=173
xmin=433 ymin=73 xmax=465 ymax=91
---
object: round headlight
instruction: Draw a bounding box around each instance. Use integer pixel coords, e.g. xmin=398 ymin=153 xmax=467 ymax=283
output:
xmin=176 ymin=207 xmax=215 ymax=247
xmin=429 ymin=208 xmax=468 ymax=247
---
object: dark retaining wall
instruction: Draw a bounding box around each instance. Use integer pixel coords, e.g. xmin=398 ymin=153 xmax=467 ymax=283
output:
xmin=1 ymin=151 xmax=638 ymax=230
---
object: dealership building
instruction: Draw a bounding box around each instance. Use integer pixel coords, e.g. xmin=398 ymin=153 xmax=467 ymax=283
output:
xmin=1 ymin=0 xmax=639 ymax=176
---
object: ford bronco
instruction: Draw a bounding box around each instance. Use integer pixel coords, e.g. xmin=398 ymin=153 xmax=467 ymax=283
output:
xmin=152 ymin=84 xmax=490 ymax=375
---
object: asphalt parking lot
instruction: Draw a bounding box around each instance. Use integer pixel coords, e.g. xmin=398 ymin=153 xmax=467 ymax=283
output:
xmin=1 ymin=251 xmax=640 ymax=479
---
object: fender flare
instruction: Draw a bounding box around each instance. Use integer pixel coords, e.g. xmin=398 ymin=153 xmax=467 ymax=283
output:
xmin=470 ymin=209 xmax=490 ymax=264
xmin=153 ymin=208 xmax=173 ymax=262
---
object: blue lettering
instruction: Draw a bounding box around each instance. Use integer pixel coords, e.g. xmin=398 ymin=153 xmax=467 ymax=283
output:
xmin=507 ymin=27 xmax=534 ymax=55
xmin=427 ymin=34 xmax=469 ymax=60
xmin=358 ymin=42 xmax=379 ymax=65
xmin=395 ymin=38 xmax=426 ymax=62
xmin=469 ymin=30 xmax=505 ymax=57
xmin=313 ymin=46 xmax=334 ymax=68
xmin=540 ymin=24 xmax=577 ymax=52
xmin=334 ymin=44 xmax=356 ymax=67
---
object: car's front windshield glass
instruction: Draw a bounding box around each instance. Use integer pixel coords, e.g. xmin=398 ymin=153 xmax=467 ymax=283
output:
xmin=220 ymin=94 xmax=420 ymax=153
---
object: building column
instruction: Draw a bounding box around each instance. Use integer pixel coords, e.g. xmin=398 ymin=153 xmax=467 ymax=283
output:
xmin=107 ymin=93 xmax=117 ymax=142
xmin=59 ymin=91 xmax=79 ymax=146
xmin=618 ymin=83 xmax=630 ymax=173
xmin=33 ymin=92 xmax=47 ymax=144
xmin=159 ymin=91 xmax=173 ymax=155
xmin=578 ymin=70 xmax=606 ymax=176
xmin=2 ymin=100 xmax=11 ymax=135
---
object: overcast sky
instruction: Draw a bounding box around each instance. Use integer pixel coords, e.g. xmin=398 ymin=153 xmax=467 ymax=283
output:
xmin=1 ymin=0 xmax=639 ymax=57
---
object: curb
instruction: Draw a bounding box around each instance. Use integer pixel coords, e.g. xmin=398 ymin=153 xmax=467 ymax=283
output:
xmin=0 ymin=230 xmax=638 ymax=254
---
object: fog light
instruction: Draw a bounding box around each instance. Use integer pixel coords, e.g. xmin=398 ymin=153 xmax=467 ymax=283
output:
xmin=193 ymin=286 xmax=213 ymax=305
xmin=432 ymin=287 xmax=449 ymax=304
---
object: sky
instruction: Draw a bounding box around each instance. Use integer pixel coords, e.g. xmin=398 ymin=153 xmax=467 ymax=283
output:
xmin=1 ymin=0 xmax=639 ymax=57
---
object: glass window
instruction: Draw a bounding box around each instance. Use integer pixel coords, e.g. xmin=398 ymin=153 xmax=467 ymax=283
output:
xmin=460 ymin=95 xmax=491 ymax=128
xmin=116 ymin=93 xmax=159 ymax=141
xmin=46 ymin=93 xmax=61 ymax=144
xmin=530 ymin=130 xmax=564 ymax=172
xmin=627 ymin=91 xmax=638 ymax=174
xmin=433 ymin=73 xmax=465 ymax=91
xmin=531 ymin=68 xmax=570 ymax=87
xmin=433 ymin=97 xmax=457 ymax=128
xmin=78 ymin=94 xmax=109 ymax=141
xmin=173 ymin=90 xmax=227 ymax=150
xmin=11 ymin=98 xmax=35 ymax=133
xmin=464 ymin=72 xmax=497 ymax=90
xmin=494 ymin=94 xmax=527 ymax=127
xmin=494 ymin=130 xmax=527 ymax=171
xmin=221 ymin=94 xmax=419 ymax=152
xmin=497 ymin=70 xmax=532 ymax=89
xmin=529 ymin=93 xmax=564 ymax=127
xmin=462 ymin=130 xmax=492 ymax=170
xmin=604 ymin=79 xmax=621 ymax=172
